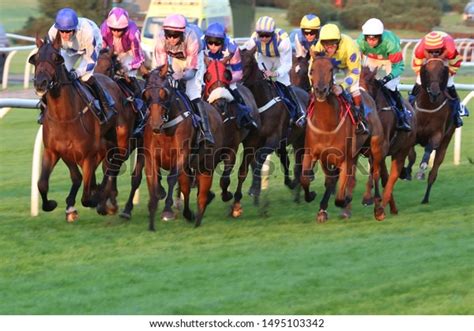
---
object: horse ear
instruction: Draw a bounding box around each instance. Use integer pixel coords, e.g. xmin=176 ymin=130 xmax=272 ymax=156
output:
xmin=35 ymin=34 xmax=44 ymax=49
xmin=249 ymin=46 xmax=257 ymax=56
xmin=159 ymin=63 xmax=168 ymax=78
xmin=52 ymin=30 xmax=62 ymax=50
xmin=139 ymin=64 xmax=150 ymax=79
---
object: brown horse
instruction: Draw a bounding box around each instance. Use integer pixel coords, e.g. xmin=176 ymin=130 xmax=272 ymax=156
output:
xmin=141 ymin=65 xmax=224 ymax=230
xmin=359 ymin=66 xmax=417 ymax=220
xmin=290 ymin=54 xmax=311 ymax=92
xmin=203 ymin=56 xmax=261 ymax=203
xmin=301 ymin=53 xmax=384 ymax=222
xmin=235 ymin=47 xmax=308 ymax=216
xmin=410 ymin=58 xmax=456 ymax=204
xmin=29 ymin=34 xmax=125 ymax=221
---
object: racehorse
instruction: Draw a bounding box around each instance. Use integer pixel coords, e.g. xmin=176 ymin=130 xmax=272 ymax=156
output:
xmin=203 ymin=56 xmax=260 ymax=203
xmin=300 ymin=53 xmax=384 ymax=222
xmin=235 ymin=47 xmax=308 ymax=217
xmin=29 ymin=34 xmax=125 ymax=221
xmin=359 ymin=66 xmax=417 ymax=220
xmin=409 ymin=58 xmax=456 ymax=204
xmin=290 ymin=54 xmax=311 ymax=92
xmin=141 ymin=64 xmax=224 ymax=230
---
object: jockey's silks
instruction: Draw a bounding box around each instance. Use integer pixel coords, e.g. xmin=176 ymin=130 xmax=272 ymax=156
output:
xmin=252 ymin=29 xmax=288 ymax=58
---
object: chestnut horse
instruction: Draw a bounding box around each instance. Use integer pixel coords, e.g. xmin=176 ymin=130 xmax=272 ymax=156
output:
xmin=300 ymin=54 xmax=384 ymax=222
xmin=359 ymin=67 xmax=417 ymax=220
xmin=410 ymin=58 xmax=456 ymax=204
xmin=141 ymin=65 xmax=224 ymax=230
xmin=29 ymin=35 xmax=125 ymax=221
xmin=203 ymin=57 xmax=261 ymax=203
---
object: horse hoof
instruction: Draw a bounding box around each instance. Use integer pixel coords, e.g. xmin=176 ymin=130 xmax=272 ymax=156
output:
xmin=96 ymin=204 xmax=108 ymax=216
xmin=106 ymin=199 xmax=118 ymax=215
xmin=194 ymin=217 xmax=202 ymax=228
xmin=421 ymin=199 xmax=429 ymax=205
xmin=65 ymin=209 xmax=78 ymax=223
xmin=317 ymin=210 xmax=328 ymax=223
xmin=221 ymin=191 xmax=233 ymax=202
xmin=174 ymin=198 xmax=183 ymax=211
xmin=119 ymin=211 xmax=131 ymax=220
xmin=340 ymin=209 xmax=352 ymax=219
xmin=231 ymin=203 xmax=242 ymax=218
xmin=416 ymin=172 xmax=425 ymax=181
xmin=305 ymin=191 xmax=316 ymax=203
xmin=248 ymin=186 xmax=260 ymax=197
xmin=284 ymin=178 xmax=293 ymax=188
xmin=335 ymin=199 xmax=346 ymax=208
xmin=375 ymin=207 xmax=385 ymax=221
xmin=390 ymin=208 xmax=399 ymax=215
xmin=183 ymin=210 xmax=195 ymax=222
xmin=362 ymin=197 xmax=374 ymax=206
xmin=206 ymin=191 xmax=216 ymax=206
xmin=43 ymin=200 xmax=58 ymax=212
xmin=161 ymin=211 xmax=176 ymax=222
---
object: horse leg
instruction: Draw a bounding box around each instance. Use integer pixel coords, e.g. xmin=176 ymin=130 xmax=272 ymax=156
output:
xmin=249 ymin=145 xmax=275 ymax=204
xmin=400 ymin=146 xmax=416 ymax=181
xmin=422 ymin=134 xmax=452 ymax=204
xmin=63 ymin=161 xmax=82 ymax=223
xmin=145 ymin=157 xmax=159 ymax=232
xmin=97 ymin=146 xmax=126 ymax=215
xmin=220 ymin=150 xmax=236 ymax=202
xmin=341 ymin=172 xmax=356 ymax=219
xmin=161 ymin=167 xmax=178 ymax=221
xmin=277 ymin=140 xmax=292 ymax=188
xmin=195 ymin=172 xmax=213 ymax=227
xmin=179 ymin=171 xmax=194 ymax=222
xmin=376 ymin=156 xmax=403 ymax=220
xmin=300 ymin=151 xmax=317 ymax=203
xmin=291 ymin=145 xmax=305 ymax=190
xmin=120 ymin=150 xmax=145 ymax=220
xmin=81 ymin=158 xmax=100 ymax=208
xmin=362 ymin=166 xmax=374 ymax=206
xmin=416 ymin=145 xmax=433 ymax=180
xmin=231 ymin=146 xmax=254 ymax=218
xmin=38 ymin=149 xmax=60 ymax=212
xmin=335 ymin=160 xmax=352 ymax=208
xmin=317 ymin=174 xmax=337 ymax=223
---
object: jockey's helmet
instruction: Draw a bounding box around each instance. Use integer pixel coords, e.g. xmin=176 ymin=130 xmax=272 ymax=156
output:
xmin=107 ymin=7 xmax=129 ymax=30
xmin=255 ymin=16 xmax=275 ymax=33
xmin=362 ymin=18 xmax=384 ymax=36
xmin=300 ymin=14 xmax=321 ymax=30
xmin=424 ymin=31 xmax=446 ymax=50
xmin=319 ymin=24 xmax=341 ymax=42
xmin=55 ymin=8 xmax=79 ymax=31
xmin=205 ymin=23 xmax=226 ymax=40
xmin=163 ymin=14 xmax=186 ymax=32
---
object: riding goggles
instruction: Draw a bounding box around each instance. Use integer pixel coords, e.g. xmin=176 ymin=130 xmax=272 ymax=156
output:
xmin=206 ymin=38 xmax=223 ymax=46
xmin=165 ymin=30 xmax=182 ymax=39
xmin=257 ymin=32 xmax=273 ymax=38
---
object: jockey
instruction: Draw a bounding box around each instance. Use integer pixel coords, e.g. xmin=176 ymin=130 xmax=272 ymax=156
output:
xmin=100 ymin=7 xmax=147 ymax=136
xmin=45 ymin=8 xmax=115 ymax=124
xmin=154 ymin=14 xmax=214 ymax=145
xmin=202 ymin=22 xmax=257 ymax=129
xmin=243 ymin=16 xmax=306 ymax=128
xmin=294 ymin=14 xmax=320 ymax=61
xmin=410 ymin=31 xmax=468 ymax=128
xmin=357 ymin=18 xmax=411 ymax=131
xmin=311 ymin=23 xmax=369 ymax=135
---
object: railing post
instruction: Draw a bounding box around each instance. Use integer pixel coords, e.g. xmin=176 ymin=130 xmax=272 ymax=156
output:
xmin=31 ymin=126 xmax=43 ymax=216
xmin=2 ymin=50 xmax=17 ymax=90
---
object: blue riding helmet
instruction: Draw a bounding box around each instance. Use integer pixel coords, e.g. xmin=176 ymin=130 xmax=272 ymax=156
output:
xmin=205 ymin=23 xmax=226 ymax=39
xmin=54 ymin=8 xmax=79 ymax=31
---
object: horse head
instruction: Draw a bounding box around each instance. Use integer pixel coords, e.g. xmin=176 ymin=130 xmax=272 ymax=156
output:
xmin=360 ymin=66 xmax=380 ymax=98
xmin=240 ymin=46 xmax=264 ymax=85
xmin=29 ymin=33 xmax=67 ymax=96
xmin=420 ymin=58 xmax=449 ymax=103
xmin=95 ymin=48 xmax=119 ymax=78
xmin=291 ymin=55 xmax=310 ymax=92
xmin=142 ymin=65 xmax=173 ymax=133
xmin=309 ymin=52 xmax=334 ymax=102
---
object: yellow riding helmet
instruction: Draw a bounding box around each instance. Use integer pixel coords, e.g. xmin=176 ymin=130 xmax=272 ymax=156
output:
xmin=319 ymin=23 xmax=341 ymax=41
xmin=300 ymin=14 xmax=321 ymax=30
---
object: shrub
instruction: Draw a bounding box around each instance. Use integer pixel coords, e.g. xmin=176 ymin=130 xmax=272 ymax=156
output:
xmin=287 ymin=0 xmax=338 ymax=27
xmin=339 ymin=4 xmax=380 ymax=30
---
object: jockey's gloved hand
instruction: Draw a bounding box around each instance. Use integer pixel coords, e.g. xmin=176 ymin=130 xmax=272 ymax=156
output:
xmin=378 ymin=74 xmax=394 ymax=86
xmin=69 ymin=69 xmax=79 ymax=80
xmin=181 ymin=69 xmax=197 ymax=81
xmin=331 ymin=84 xmax=343 ymax=96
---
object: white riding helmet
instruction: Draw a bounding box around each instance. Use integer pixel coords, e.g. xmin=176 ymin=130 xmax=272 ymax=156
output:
xmin=362 ymin=18 xmax=384 ymax=36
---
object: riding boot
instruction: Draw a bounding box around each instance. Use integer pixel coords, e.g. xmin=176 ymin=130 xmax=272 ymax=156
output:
xmin=230 ymin=88 xmax=258 ymax=129
xmin=286 ymin=85 xmax=306 ymax=127
xmin=408 ymin=83 xmax=421 ymax=105
xmin=86 ymin=76 xmax=116 ymax=124
xmin=192 ymin=99 xmax=215 ymax=145
xmin=447 ymin=85 xmax=468 ymax=128
xmin=352 ymin=95 xmax=369 ymax=135
xmin=391 ymin=89 xmax=412 ymax=132
xmin=37 ymin=97 xmax=46 ymax=124
xmin=129 ymin=77 xmax=143 ymax=98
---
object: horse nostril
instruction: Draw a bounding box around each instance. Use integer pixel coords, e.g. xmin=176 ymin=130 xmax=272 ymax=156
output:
xmin=153 ymin=128 xmax=160 ymax=134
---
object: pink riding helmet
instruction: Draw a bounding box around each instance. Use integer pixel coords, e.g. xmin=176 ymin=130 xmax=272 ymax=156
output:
xmin=107 ymin=7 xmax=129 ymax=30
xmin=163 ymin=14 xmax=186 ymax=32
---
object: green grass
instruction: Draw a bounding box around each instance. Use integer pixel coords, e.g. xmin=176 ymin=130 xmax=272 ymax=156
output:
xmin=0 ymin=0 xmax=39 ymax=32
xmin=0 ymin=102 xmax=473 ymax=314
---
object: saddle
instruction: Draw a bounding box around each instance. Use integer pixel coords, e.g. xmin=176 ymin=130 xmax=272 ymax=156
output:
xmin=114 ymin=78 xmax=144 ymax=113
xmin=72 ymin=79 xmax=115 ymax=115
